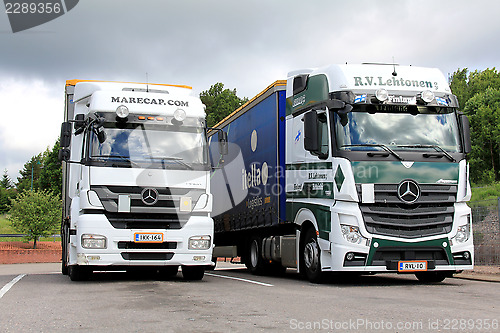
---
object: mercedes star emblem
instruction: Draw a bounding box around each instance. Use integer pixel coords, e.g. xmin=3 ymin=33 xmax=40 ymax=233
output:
xmin=397 ymin=179 xmax=420 ymax=204
xmin=141 ymin=188 xmax=159 ymax=206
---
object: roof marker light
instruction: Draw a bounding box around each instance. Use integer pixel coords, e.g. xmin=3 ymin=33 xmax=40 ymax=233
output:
xmin=375 ymin=89 xmax=389 ymax=102
xmin=116 ymin=105 xmax=129 ymax=118
xmin=174 ymin=109 xmax=186 ymax=122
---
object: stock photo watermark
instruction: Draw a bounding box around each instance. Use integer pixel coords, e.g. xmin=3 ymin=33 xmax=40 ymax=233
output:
xmin=3 ymin=0 xmax=79 ymax=33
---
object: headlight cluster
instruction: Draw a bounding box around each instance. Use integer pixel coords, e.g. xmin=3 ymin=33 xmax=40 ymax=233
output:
xmin=451 ymin=224 xmax=470 ymax=244
xmin=188 ymin=235 xmax=211 ymax=250
xmin=81 ymin=234 xmax=107 ymax=249
xmin=341 ymin=225 xmax=368 ymax=245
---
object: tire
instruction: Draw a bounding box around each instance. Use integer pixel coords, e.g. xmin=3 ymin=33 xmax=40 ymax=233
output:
xmin=244 ymin=237 xmax=266 ymax=275
xmin=68 ymin=265 xmax=91 ymax=281
xmin=415 ymin=271 xmax=448 ymax=283
xmin=301 ymin=228 xmax=324 ymax=283
xmin=182 ymin=266 xmax=205 ymax=281
xmin=158 ymin=266 xmax=179 ymax=279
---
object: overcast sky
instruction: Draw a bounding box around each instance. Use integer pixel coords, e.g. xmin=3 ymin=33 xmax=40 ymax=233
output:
xmin=1 ymin=0 xmax=499 ymax=182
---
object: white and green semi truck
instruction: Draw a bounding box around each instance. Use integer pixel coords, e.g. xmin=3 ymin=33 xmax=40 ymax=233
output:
xmin=210 ymin=64 xmax=473 ymax=283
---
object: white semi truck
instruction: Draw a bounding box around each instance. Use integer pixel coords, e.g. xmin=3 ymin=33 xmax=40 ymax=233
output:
xmin=210 ymin=64 xmax=474 ymax=283
xmin=59 ymin=80 xmax=216 ymax=281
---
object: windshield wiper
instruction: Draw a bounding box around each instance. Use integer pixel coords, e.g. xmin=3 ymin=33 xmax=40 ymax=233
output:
xmin=341 ymin=144 xmax=404 ymax=161
xmin=91 ymin=155 xmax=140 ymax=167
xmin=397 ymin=145 xmax=456 ymax=162
xmin=150 ymin=156 xmax=194 ymax=170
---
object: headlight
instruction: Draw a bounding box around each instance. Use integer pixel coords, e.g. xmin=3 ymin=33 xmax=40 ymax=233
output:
xmin=375 ymin=89 xmax=389 ymax=102
xmin=420 ymin=90 xmax=435 ymax=103
xmin=188 ymin=236 xmax=211 ymax=250
xmin=452 ymin=224 xmax=470 ymax=244
xmin=341 ymin=225 xmax=368 ymax=245
xmin=81 ymin=234 xmax=107 ymax=249
xmin=174 ymin=108 xmax=186 ymax=122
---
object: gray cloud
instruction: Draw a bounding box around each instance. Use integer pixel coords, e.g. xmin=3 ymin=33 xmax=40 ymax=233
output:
xmin=1 ymin=0 xmax=499 ymax=180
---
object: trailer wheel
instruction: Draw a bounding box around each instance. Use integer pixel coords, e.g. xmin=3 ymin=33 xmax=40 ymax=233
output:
xmin=302 ymin=228 xmax=324 ymax=283
xmin=68 ymin=265 xmax=91 ymax=281
xmin=415 ymin=271 xmax=448 ymax=283
xmin=245 ymin=237 xmax=266 ymax=275
xmin=182 ymin=266 xmax=205 ymax=281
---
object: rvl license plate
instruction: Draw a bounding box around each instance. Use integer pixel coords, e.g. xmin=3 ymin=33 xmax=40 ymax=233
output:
xmin=134 ymin=233 xmax=163 ymax=243
xmin=398 ymin=261 xmax=427 ymax=272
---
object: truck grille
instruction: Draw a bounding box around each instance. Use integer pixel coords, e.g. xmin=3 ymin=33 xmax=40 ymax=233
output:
xmin=357 ymin=184 xmax=456 ymax=238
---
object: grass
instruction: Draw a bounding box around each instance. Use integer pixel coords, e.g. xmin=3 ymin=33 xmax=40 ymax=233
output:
xmin=471 ymin=182 xmax=500 ymax=203
xmin=0 ymin=213 xmax=60 ymax=242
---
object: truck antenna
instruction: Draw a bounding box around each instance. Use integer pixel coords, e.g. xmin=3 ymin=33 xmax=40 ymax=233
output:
xmin=146 ymin=72 xmax=149 ymax=92
xmin=392 ymin=57 xmax=398 ymax=76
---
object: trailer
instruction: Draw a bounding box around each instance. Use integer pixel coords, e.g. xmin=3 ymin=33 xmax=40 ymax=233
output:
xmin=209 ymin=64 xmax=474 ymax=283
xmin=59 ymin=80 xmax=215 ymax=281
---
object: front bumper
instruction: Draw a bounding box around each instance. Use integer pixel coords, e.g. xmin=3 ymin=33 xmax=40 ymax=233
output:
xmin=69 ymin=214 xmax=214 ymax=267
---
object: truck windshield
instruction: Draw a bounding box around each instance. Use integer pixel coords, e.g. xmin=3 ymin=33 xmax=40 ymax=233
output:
xmin=89 ymin=122 xmax=208 ymax=170
xmin=333 ymin=105 xmax=462 ymax=153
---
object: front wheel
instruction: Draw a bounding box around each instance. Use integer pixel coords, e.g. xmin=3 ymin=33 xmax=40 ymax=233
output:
xmin=182 ymin=266 xmax=205 ymax=281
xmin=68 ymin=265 xmax=91 ymax=281
xmin=415 ymin=271 xmax=448 ymax=283
xmin=302 ymin=228 xmax=324 ymax=283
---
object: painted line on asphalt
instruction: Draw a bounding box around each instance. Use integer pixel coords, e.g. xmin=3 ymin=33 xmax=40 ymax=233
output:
xmin=205 ymin=272 xmax=274 ymax=287
xmin=0 ymin=274 xmax=26 ymax=299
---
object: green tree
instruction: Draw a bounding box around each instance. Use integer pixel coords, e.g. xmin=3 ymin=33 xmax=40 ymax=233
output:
xmin=200 ymin=82 xmax=248 ymax=127
xmin=450 ymin=68 xmax=500 ymax=183
xmin=464 ymin=87 xmax=500 ymax=183
xmin=39 ymin=139 xmax=62 ymax=198
xmin=16 ymin=154 xmax=43 ymax=193
xmin=8 ymin=190 xmax=61 ymax=249
xmin=0 ymin=169 xmax=13 ymax=189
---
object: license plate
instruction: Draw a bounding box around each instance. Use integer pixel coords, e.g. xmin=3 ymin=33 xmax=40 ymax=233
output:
xmin=134 ymin=233 xmax=163 ymax=243
xmin=398 ymin=261 xmax=427 ymax=272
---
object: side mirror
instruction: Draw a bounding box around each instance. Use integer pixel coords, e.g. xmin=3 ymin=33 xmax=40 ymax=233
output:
xmin=219 ymin=131 xmax=228 ymax=156
xmin=60 ymin=122 xmax=72 ymax=148
xmin=58 ymin=148 xmax=70 ymax=162
xmin=303 ymin=111 xmax=319 ymax=152
xmin=74 ymin=114 xmax=85 ymax=135
xmin=460 ymin=114 xmax=472 ymax=154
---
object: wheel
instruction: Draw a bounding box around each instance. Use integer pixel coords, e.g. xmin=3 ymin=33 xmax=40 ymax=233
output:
xmin=301 ymin=228 xmax=324 ymax=283
xmin=68 ymin=265 xmax=91 ymax=281
xmin=182 ymin=266 xmax=205 ymax=280
xmin=244 ymin=237 xmax=266 ymax=275
xmin=158 ymin=266 xmax=179 ymax=279
xmin=61 ymin=224 xmax=69 ymax=275
xmin=415 ymin=271 xmax=448 ymax=283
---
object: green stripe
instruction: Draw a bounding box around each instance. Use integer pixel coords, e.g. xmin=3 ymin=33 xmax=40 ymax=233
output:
xmin=286 ymin=74 xmax=329 ymax=116
xmin=367 ymin=238 xmax=453 ymax=266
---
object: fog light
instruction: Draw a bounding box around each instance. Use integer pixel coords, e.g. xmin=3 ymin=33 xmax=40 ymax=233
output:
xmin=346 ymin=252 xmax=355 ymax=261
xmin=193 ymin=256 xmax=206 ymax=261
xmin=81 ymin=234 xmax=107 ymax=249
xmin=116 ymin=105 xmax=129 ymax=118
xmin=375 ymin=89 xmax=389 ymax=102
xmin=188 ymin=236 xmax=211 ymax=250
xmin=420 ymin=90 xmax=435 ymax=103
xmin=463 ymin=252 xmax=470 ymax=260
xmin=174 ymin=108 xmax=186 ymax=122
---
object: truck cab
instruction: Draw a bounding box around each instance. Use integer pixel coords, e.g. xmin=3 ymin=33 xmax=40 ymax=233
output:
xmin=60 ymin=80 xmax=214 ymax=281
